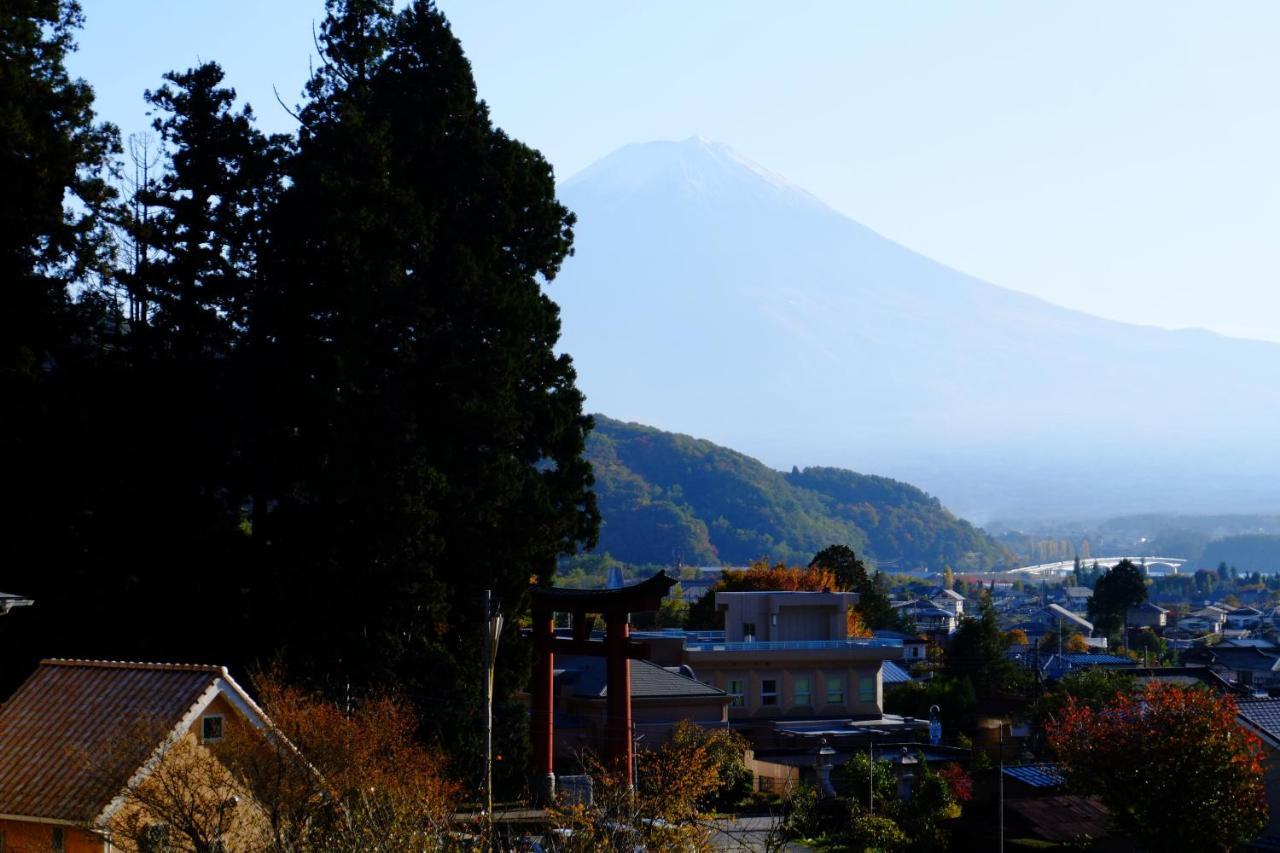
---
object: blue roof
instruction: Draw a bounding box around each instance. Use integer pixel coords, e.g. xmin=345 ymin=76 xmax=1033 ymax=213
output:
xmin=882 ymin=660 xmax=911 ymax=684
xmin=684 ymin=638 xmax=902 ymax=652
xmin=1002 ymin=763 xmax=1066 ymax=788
xmin=1061 ymin=653 xmax=1132 ymax=665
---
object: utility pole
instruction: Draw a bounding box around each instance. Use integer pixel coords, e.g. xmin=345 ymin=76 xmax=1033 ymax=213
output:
xmin=998 ymin=720 xmax=1005 ymax=853
xmin=481 ymin=590 xmax=503 ymax=837
xmin=868 ymin=738 xmax=875 ymax=814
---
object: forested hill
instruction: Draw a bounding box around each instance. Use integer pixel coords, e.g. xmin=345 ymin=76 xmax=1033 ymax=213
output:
xmin=586 ymin=416 xmax=1014 ymax=570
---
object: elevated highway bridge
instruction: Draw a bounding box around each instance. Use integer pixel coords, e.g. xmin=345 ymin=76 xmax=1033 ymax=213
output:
xmin=1009 ymin=556 xmax=1186 ymax=577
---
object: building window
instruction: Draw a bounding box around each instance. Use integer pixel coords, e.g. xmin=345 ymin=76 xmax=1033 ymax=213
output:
xmin=727 ymin=679 xmax=746 ymax=707
xmin=140 ymin=825 xmax=170 ymax=853
xmin=826 ymin=676 xmax=844 ymax=704
xmin=51 ymin=828 xmax=64 ymax=851
xmin=202 ymin=714 xmax=224 ymax=742
xmin=793 ymin=676 xmax=811 ymax=706
xmin=859 ymin=675 xmax=875 ymax=703
xmin=743 ymin=622 xmax=757 ymax=641
xmin=761 ymin=679 xmax=778 ymax=706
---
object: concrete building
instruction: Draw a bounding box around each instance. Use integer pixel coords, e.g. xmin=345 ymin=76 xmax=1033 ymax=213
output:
xmin=684 ymin=590 xmax=903 ymax=723
xmin=714 ymin=590 xmax=859 ymax=643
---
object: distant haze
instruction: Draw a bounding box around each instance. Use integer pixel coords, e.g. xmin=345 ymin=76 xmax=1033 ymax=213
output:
xmin=553 ymin=138 xmax=1280 ymax=523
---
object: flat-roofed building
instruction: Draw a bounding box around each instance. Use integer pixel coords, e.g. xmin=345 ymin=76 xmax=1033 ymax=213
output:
xmin=715 ymin=590 xmax=859 ymax=643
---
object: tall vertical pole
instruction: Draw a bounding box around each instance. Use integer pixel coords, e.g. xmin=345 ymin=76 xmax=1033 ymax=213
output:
xmin=482 ymin=590 xmax=494 ymax=827
xmin=868 ymin=739 xmax=875 ymax=814
xmin=998 ymin=721 xmax=1004 ymax=853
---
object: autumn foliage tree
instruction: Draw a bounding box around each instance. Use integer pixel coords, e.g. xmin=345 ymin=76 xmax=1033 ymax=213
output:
xmin=217 ymin=674 xmax=461 ymax=851
xmin=1046 ymin=682 xmax=1268 ymax=851
xmin=686 ymin=558 xmax=876 ymax=635
xmin=549 ymin=721 xmax=749 ymax=852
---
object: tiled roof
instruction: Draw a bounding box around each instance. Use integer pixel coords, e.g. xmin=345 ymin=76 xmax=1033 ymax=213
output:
xmin=896 ymin=599 xmax=951 ymax=614
xmin=1202 ymin=646 xmax=1280 ymax=672
xmin=0 ymin=660 xmax=229 ymax=822
xmin=1005 ymin=795 xmax=1110 ymax=843
xmin=1237 ymin=698 xmax=1280 ymax=743
xmin=1002 ymin=763 xmax=1065 ymax=788
xmin=558 ymin=656 xmax=726 ymax=700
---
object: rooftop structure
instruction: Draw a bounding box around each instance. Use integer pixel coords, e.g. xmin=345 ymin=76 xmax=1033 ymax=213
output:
xmin=714 ymin=590 xmax=859 ymax=643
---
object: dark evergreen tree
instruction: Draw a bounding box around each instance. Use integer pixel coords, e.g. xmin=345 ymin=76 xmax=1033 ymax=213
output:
xmin=809 ymin=544 xmax=898 ymax=629
xmin=3 ymin=56 xmax=289 ymax=678
xmin=1 ymin=0 xmax=598 ymax=795
xmin=261 ymin=0 xmax=598 ymax=784
xmin=1087 ymin=558 xmax=1148 ymax=639
xmin=943 ymin=591 xmax=1025 ymax=701
xmin=0 ymin=0 xmax=117 ymax=374
xmin=134 ymin=62 xmax=288 ymax=356
xmin=0 ymin=0 xmax=119 ymax=680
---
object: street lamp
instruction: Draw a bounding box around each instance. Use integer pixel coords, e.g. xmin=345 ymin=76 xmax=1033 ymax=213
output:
xmin=815 ymin=738 xmax=837 ymax=798
xmin=481 ymin=590 xmax=503 ymax=829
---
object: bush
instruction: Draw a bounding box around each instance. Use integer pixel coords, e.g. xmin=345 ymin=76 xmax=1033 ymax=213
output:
xmin=844 ymin=812 xmax=908 ymax=852
xmin=782 ymin=784 xmax=823 ymax=839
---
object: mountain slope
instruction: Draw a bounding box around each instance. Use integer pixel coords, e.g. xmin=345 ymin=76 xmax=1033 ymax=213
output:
xmin=553 ymin=138 xmax=1280 ymax=521
xmin=587 ymin=415 xmax=1013 ymax=570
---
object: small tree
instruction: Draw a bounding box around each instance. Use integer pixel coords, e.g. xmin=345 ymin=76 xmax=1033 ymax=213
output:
xmin=549 ymin=721 xmax=740 ymax=852
xmin=88 ymin=719 xmax=270 ymax=853
xmin=1046 ymin=682 xmax=1268 ymax=851
xmin=218 ymin=673 xmax=460 ymax=851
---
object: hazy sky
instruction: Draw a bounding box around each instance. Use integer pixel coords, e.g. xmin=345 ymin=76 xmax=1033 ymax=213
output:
xmin=72 ymin=1 xmax=1280 ymax=342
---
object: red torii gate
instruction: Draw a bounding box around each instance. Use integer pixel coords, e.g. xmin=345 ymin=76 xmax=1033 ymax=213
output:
xmin=530 ymin=571 xmax=677 ymax=802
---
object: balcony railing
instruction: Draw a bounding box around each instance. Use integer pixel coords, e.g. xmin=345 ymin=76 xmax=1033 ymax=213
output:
xmin=684 ymin=638 xmax=903 ymax=652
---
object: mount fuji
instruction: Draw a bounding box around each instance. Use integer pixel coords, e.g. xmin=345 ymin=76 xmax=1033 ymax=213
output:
xmin=550 ymin=138 xmax=1280 ymax=522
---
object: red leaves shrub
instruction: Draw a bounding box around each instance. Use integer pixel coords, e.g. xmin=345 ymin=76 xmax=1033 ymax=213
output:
xmin=1045 ymin=682 xmax=1267 ymax=851
xmin=937 ymin=762 xmax=973 ymax=804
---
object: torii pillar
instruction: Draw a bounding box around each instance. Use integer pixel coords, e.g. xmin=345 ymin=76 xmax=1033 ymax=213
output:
xmin=530 ymin=571 xmax=677 ymax=804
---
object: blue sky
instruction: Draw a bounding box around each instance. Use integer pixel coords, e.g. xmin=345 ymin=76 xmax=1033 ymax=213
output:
xmin=71 ymin=1 xmax=1280 ymax=341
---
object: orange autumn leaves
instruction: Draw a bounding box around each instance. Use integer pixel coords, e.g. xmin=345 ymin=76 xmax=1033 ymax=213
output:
xmin=1046 ymin=682 xmax=1267 ymax=851
xmin=718 ymin=559 xmax=872 ymax=638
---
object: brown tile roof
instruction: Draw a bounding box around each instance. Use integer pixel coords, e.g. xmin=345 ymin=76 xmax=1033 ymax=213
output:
xmin=0 ymin=659 xmax=229 ymax=823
